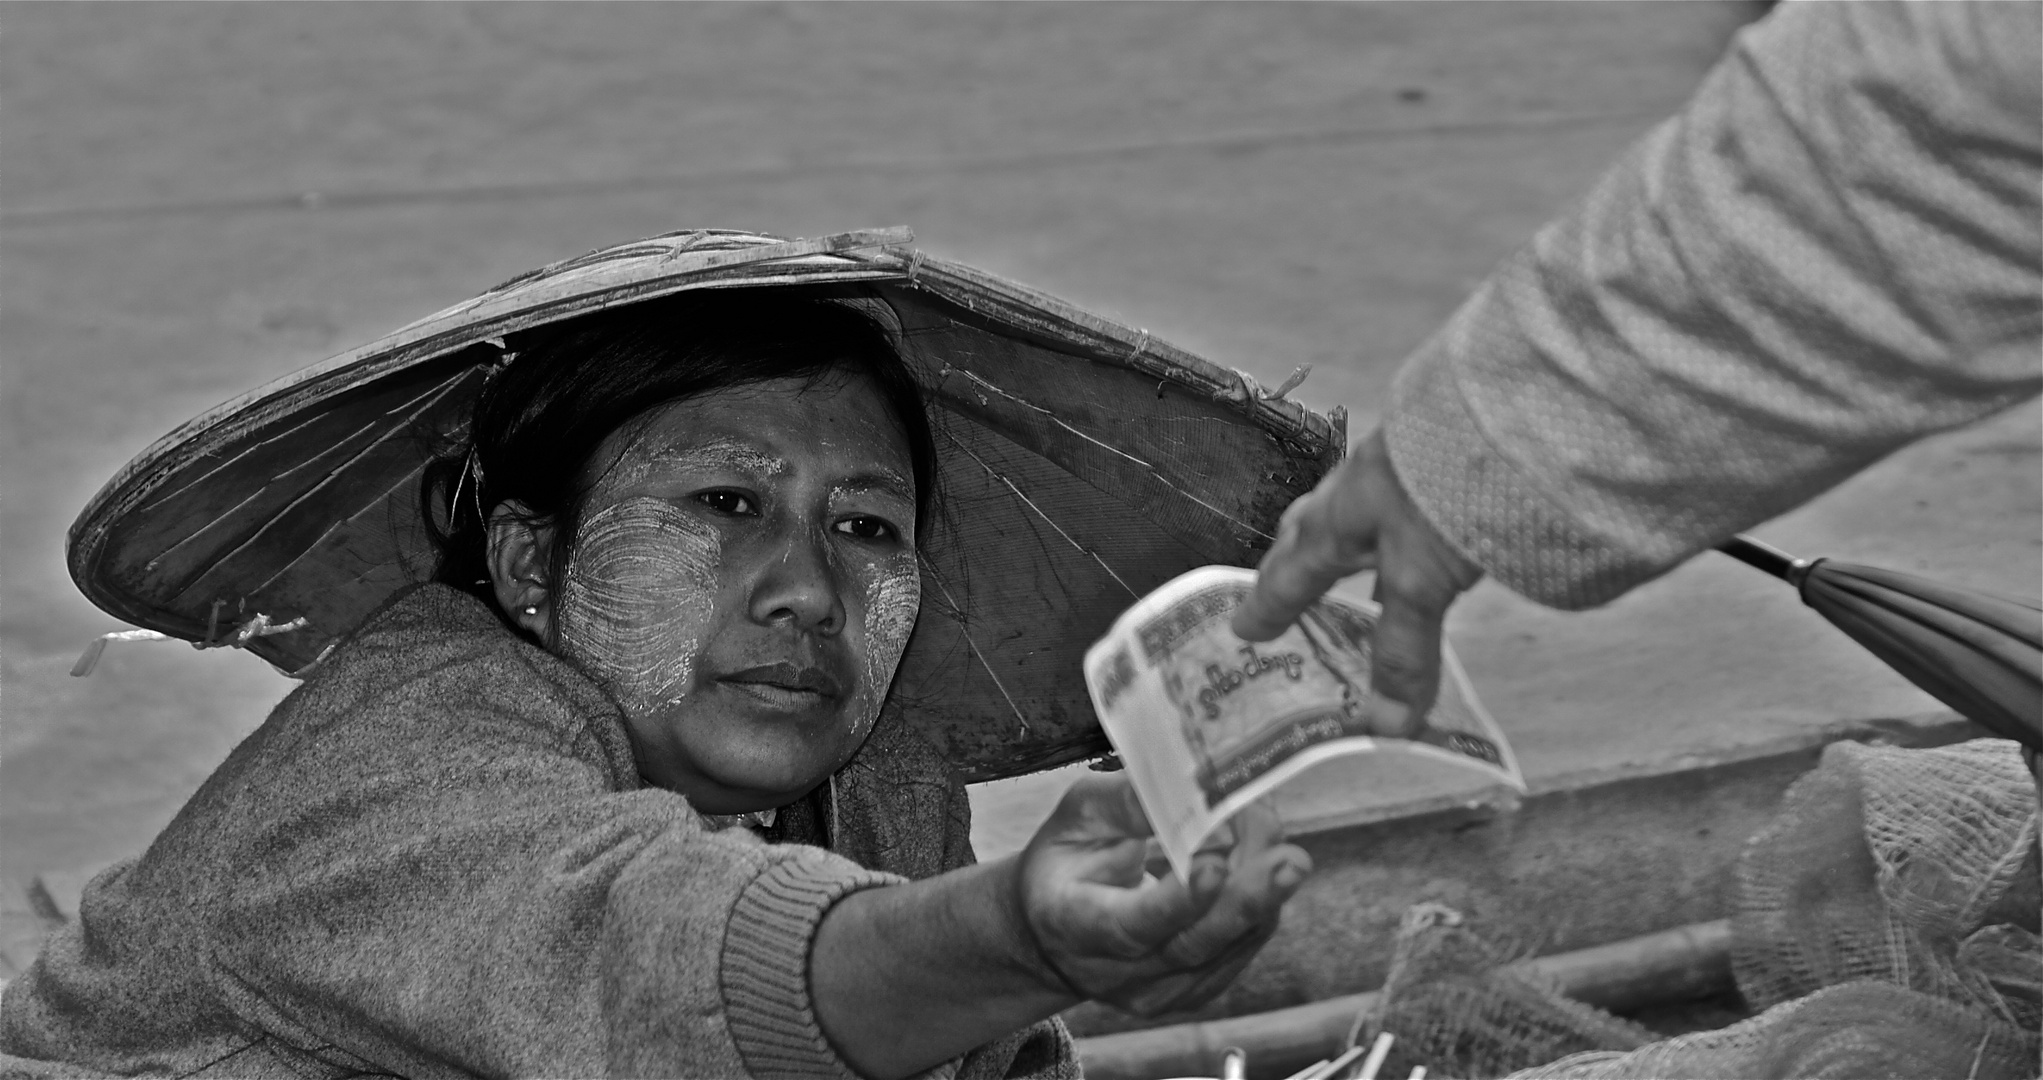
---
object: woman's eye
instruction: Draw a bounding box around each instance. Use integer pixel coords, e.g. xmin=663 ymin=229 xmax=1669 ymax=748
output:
xmin=695 ymin=490 xmax=756 ymax=516
xmin=834 ymin=515 xmax=897 ymax=542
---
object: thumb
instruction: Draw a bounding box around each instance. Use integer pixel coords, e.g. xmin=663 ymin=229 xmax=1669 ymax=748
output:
xmin=1359 ymin=438 xmax=1483 ymax=734
xmin=1361 ymin=572 xmax=1451 ymax=736
xmin=1096 ymin=863 xmax=1220 ymax=951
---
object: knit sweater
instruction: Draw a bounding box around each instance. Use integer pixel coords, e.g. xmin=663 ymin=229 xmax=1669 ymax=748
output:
xmin=1386 ymin=0 xmax=2042 ymax=610
xmin=0 ymin=585 xmax=1076 ymax=1080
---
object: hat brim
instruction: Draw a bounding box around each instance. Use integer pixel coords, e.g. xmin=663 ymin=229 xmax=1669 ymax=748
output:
xmin=68 ymin=227 xmax=1344 ymax=781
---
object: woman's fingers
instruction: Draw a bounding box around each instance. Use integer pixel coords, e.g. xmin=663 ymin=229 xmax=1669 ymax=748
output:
xmin=1114 ymin=926 xmax=1268 ymax=1016
xmin=1071 ymin=809 xmax=1289 ymax=959
xmin=1132 ymin=912 xmax=1284 ymax=1015
xmin=1077 ymin=858 xmax=1222 ymax=956
xmin=1024 ymin=776 xmax=1216 ymax=961
xmin=1021 ymin=767 xmax=1312 ymax=1009
xmin=1024 ymin=774 xmax=1160 ymax=894
xmin=1157 ymin=844 xmax=1310 ymax=970
xmin=1107 ymin=845 xmax=1310 ymax=1015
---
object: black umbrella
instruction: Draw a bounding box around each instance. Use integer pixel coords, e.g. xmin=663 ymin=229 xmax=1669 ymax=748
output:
xmin=1719 ymin=535 xmax=2042 ymax=753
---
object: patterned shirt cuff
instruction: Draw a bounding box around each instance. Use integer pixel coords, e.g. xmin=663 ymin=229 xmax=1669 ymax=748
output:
xmin=1385 ymin=343 xmax=1663 ymax=610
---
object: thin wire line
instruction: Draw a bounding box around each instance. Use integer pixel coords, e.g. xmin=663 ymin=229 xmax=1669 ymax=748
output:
xmin=925 ymin=571 xmax=1030 ymax=737
xmin=949 ymin=441 xmax=1139 ymax=600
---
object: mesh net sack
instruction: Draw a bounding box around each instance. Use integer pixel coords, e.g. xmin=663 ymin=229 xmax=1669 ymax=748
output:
xmin=1509 ymin=979 xmax=2039 ymax=1080
xmin=1734 ymin=738 xmax=2040 ymax=1029
xmin=1352 ymin=903 xmax=1658 ymax=1080
xmin=1362 ymin=740 xmax=2040 ymax=1079
xmin=1508 ymin=738 xmax=2041 ymax=1080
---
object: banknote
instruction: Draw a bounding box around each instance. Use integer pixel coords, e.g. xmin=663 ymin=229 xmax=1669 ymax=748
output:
xmin=1085 ymin=565 xmax=1523 ymax=878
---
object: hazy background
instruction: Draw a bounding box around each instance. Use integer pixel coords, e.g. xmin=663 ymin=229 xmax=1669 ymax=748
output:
xmin=5 ymin=1 xmax=2036 ymax=977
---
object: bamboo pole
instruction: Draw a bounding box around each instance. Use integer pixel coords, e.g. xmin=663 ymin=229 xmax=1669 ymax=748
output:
xmin=1074 ymin=919 xmax=1732 ymax=1080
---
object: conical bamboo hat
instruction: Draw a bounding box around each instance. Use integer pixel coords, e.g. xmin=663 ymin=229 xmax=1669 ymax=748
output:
xmin=69 ymin=227 xmax=1344 ymax=780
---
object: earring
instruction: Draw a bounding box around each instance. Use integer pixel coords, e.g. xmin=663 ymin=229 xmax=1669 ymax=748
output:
xmin=522 ymin=605 xmax=539 ymax=617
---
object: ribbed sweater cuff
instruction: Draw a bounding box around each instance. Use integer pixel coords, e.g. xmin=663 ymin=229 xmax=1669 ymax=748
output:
xmin=722 ymin=852 xmax=900 ymax=1079
xmin=1385 ymin=343 xmax=1658 ymax=610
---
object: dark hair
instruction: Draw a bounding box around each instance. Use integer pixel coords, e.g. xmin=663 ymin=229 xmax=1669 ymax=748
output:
xmin=421 ymin=288 xmax=937 ymax=623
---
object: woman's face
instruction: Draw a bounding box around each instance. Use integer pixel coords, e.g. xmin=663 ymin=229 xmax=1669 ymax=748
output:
xmin=547 ymin=372 xmax=921 ymax=814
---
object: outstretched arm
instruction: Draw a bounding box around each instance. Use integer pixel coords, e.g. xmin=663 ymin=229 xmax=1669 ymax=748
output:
xmin=1237 ymin=1 xmax=2041 ymax=720
xmin=811 ymin=774 xmax=1310 ymax=1080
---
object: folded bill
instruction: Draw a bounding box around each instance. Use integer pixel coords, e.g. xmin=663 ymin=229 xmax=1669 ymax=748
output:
xmin=1085 ymin=565 xmax=1523 ymax=879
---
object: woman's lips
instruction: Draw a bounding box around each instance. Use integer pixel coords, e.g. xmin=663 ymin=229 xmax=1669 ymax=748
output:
xmin=717 ymin=662 xmax=843 ymax=710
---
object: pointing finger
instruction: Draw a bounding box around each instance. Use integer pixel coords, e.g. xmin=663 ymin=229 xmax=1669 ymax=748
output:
xmin=1232 ymin=473 xmax=1381 ymax=642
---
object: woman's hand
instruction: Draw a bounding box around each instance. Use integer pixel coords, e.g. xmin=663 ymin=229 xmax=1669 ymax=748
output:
xmin=810 ymin=773 xmax=1307 ymax=1077
xmin=1015 ymin=773 xmax=1311 ymax=1016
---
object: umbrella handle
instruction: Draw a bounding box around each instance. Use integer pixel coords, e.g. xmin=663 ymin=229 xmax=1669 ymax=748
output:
xmin=1718 ymin=535 xmax=1818 ymax=588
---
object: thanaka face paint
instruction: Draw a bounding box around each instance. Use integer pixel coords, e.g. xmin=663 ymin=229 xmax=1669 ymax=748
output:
xmin=821 ymin=475 xmax=921 ymax=738
xmin=848 ymin=559 xmax=921 ymax=738
xmin=541 ymin=374 xmax=922 ymax=815
xmin=558 ymin=437 xmax=795 ymax=722
xmin=554 ymin=496 xmax=721 ymax=720
xmin=594 ymin=435 xmax=789 ymax=494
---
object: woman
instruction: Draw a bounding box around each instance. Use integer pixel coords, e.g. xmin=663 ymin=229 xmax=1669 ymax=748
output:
xmin=2 ymin=289 xmax=1311 ymax=1079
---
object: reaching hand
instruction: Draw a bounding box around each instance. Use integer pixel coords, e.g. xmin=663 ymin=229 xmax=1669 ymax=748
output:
xmin=1229 ymin=425 xmax=1483 ymax=734
xmin=1015 ymin=774 xmax=1310 ymax=1017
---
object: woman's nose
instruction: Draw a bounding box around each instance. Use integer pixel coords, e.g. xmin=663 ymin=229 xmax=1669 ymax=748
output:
xmin=749 ymin=528 xmax=844 ymax=634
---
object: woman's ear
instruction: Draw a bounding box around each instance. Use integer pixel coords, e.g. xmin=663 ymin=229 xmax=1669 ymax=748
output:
xmin=486 ymin=501 xmax=559 ymax=641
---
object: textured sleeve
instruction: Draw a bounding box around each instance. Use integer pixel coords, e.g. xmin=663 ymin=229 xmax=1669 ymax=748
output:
xmin=191 ymin=634 xmax=900 ymax=1079
xmin=830 ymin=707 xmax=1082 ymax=1079
xmin=1384 ymin=0 xmax=2043 ymax=609
xmin=0 ymin=591 xmax=915 ymax=1080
